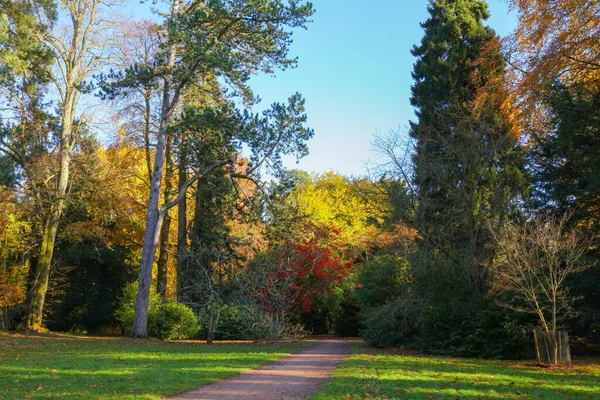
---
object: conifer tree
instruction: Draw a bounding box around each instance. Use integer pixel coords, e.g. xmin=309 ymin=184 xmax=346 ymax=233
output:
xmin=409 ymin=0 xmax=525 ymax=287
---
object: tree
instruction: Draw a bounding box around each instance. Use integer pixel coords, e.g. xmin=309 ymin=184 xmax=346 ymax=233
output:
xmin=531 ymin=83 xmax=600 ymax=232
xmin=0 ymin=0 xmax=55 ymax=82
xmin=260 ymin=171 xmax=390 ymax=334
xmin=506 ymin=0 xmax=600 ymax=134
xmin=286 ymin=172 xmax=389 ymax=252
xmin=0 ymin=188 xmax=31 ymax=330
xmin=493 ymin=214 xmax=593 ymax=366
xmin=111 ymin=0 xmax=315 ymax=338
xmin=408 ymin=0 xmax=524 ymax=288
xmin=0 ymin=0 xmax=121 ymax=330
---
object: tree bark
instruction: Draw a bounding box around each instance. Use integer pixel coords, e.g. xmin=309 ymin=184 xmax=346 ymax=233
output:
xmin=25 ymin=216 xmax=59 ymax=328
xmin=176 ymin=140 xmax=188 ymax=302
xmin=157 ymin=133 xmax=174 ymax=299
xmin=131 ymin=100 xmax=171 ymax=337
xmin=25 ymin=92 xmax=74 ymax=330
xmin=132 ymin=0 xmax=180 ymax=338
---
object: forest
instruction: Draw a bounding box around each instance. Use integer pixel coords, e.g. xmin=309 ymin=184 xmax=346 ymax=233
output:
xmin=1 ymin=0 xmax=599 ymax=370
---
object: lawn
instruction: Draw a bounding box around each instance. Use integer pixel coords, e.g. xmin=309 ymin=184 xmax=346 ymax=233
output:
xmin=312 ymin=344 xmax=600 ymax=399
xmin=0 ymin=332 xmax=310 ymax=399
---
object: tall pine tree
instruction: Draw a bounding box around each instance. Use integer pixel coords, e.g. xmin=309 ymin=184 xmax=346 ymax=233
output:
xmin=409 ymin=0 xmax=525 ymax=288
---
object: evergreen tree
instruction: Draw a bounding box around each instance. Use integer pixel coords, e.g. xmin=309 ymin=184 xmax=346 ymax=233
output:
xmin=409 ymin=0 xmax=524 ymax=287
xmin=533 ymin=83 xmax=600 ymax=236
xmin=532 ymin=82 xmax=600 ymax=342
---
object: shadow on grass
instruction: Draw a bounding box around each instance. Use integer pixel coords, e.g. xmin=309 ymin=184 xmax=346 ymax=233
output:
xmin=311 ymin=345 xmax=600 ymax=399
xmin=0 ymin=333 xmax=309 ymax=399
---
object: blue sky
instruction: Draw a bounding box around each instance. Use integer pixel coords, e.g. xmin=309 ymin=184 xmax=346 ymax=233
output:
xmin=248 ymin=0 xmax=518 ymax=177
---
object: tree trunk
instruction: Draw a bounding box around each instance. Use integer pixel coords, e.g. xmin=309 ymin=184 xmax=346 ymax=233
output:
xmin=534 ymin=330 xmax=572 ymax=366
xmin=132 ymin=0 xmax=180 ymax=338
xmin=143 ymin=93 xmax=153 ymax=183
xmin=176 ymin=141 xmax=188 ymax=302
xmin=156 ymin=215 xmax=172 ymax=299
xmin=25 ymin=211 xmax=59 ymax=328
xmin=156 ymin=133 xmax=174 ymax=299
xmin=132 ymin=109 xmax=170 ymax=337
xmin=25 ymin=94 xmax=74 ymax=330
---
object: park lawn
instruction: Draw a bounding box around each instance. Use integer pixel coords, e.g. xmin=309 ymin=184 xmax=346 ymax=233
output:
xmin=0 ymin=332 xmax=310 ymax=399
xmin=313 ymin=343 xmax=600 ymax=399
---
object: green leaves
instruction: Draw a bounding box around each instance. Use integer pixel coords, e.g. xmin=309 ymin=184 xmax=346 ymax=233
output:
xmin=0 ymin=0 xmax=55 ymax=83
xmin=243 ymin=93 xmax=314 ymax=177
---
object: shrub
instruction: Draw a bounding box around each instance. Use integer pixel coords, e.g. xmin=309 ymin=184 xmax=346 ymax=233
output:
xmin=114 ymin=282 xmax=161 ymax=335
xmin=115 ymin=283 xmax=199 ymax=340
xmin=356 ymin=255 xmax=412 ymax=309
xmin=357 ymin=252 xmax=533 ymax=358
xmin=149 ymin=302 xmax=200 ymax=340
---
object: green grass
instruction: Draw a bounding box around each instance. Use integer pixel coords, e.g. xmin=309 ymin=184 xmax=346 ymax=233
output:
xmin=312 ymin=344 xmax=600 ymax=399
xmin=0 ymin=332 xmax=310 ymax=399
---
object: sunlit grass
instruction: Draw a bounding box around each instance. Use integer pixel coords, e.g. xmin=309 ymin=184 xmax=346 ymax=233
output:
xmin=0 ymin=332 xmax=310 ymax=399
xmin=312 ymin=344 xmax=600 ymax=399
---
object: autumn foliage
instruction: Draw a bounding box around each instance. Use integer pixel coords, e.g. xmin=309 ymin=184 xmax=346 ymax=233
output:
xmin=252 ymin=224 xmax=353 ymax=315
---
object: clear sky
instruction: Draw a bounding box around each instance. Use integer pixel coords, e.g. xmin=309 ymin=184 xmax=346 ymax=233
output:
xmin=248 ymin=0 xmax=518 ymax=177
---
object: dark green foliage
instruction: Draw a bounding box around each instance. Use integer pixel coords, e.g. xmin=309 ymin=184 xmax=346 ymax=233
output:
xmin=532 ymin=82 xmax=600 ymax=344
xmin=416 ymin=290 xmax=533 ymax=358
xmin=46 ymin=244 xmax=136 ymax=334
xmin=411 ymin=0 xmax=493 ymax=122
xmin=299 ymin=273 xmax=360 ymax=336
xmin=361 ymin=286 xmax=532 ymax=358
xmin=567 ymin=266 xmax=600 ymax=344
xmin=361 ymin=298 xmax=421 ymax=348
xmin=356 ymin=255 xmax=411 ymax=309
xmin=0 ymin=155 xmax=17 ymax=187
xmin=333 ymin=294 xmax=361 ymax=337
xmin=355 ymin=0 xmax=533 ymax=357
xmin=359 ymin=252 xmax=532 ymax=358
xmin=149 ymin=302 xmax=200 ymax=340
xmin=357 ymin=254 xmax=423 ymax=348
xmin=533 ymin=83 xmax=600 ymax=234
xmin=409 ymin=0 xmax=525 ymax=288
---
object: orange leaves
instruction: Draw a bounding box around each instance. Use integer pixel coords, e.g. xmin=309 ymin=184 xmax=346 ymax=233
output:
xmin=507 ymin=0 xmax=600 ymax=138
xmin=0 ymin=273 xmax=25 ymax=309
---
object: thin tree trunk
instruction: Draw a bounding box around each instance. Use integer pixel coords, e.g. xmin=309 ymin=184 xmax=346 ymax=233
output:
xmin=143 ymin=93 xmax=153 ymax=183
xmin=132 ymin=0 xmax=180 ymax=338
xmin=156 ymin=133 xmax=174 ymax=299
xmin=176 ymin=140 xmax=188 ymax=302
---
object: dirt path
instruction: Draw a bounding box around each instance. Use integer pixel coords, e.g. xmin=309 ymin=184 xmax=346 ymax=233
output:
xmin=168 ymin=339 xmax=350 ymax=400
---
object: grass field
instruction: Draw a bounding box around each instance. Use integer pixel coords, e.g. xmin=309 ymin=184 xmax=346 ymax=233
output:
xmin=312 ymin=344 xmax=600 ymax=399
xmin=0 ymin=332 xmax=309 ymax=399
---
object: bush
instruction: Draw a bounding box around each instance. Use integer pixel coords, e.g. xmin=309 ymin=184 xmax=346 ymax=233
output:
xmin=114 ymin=282 xmax=161 ymax=334
xmin=149 ymin=302 xmax=200 ymax=340
xmin=356 ymin=255 xmax=412 ymax=309
xmin=361 ymin=293 xmax=424 ymax=347
xmin=115 ymin=283 xmax=199 ymax=340
xmin=357 ymin=252 xmax=533 ymax=358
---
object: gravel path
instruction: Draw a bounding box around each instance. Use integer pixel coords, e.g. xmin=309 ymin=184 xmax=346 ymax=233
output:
xmin=168 ymin=339 xmax=350 ymax=400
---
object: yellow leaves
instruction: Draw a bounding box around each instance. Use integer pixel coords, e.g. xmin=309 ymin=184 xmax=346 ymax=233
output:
xmin=66 ymin=142 xmax=149 ymax=249
xmin=0 ymin=189 xmax=32 ymax=258
xmin=0 ymin=188 xmax=30 ymax=308
xmin=287 ymin=172 xmax=389 ymax=251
